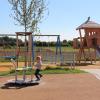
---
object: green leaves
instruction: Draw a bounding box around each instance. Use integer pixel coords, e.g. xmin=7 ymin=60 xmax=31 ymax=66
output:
xmin=8 ymin=0 xmax=46 ymax=32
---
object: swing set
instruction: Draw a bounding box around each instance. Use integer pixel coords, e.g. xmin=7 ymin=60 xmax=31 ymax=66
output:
xmin=0 ymin=34 xmax=62 ymax=63
xmin=32 ymin=34 xmax=62 ymax=64
xmin=0 ymin=33 xmax=62 ymax=84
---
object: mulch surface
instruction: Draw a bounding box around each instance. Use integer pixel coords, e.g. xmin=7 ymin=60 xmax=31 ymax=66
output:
xmin=0 ymin=74 xmax=100 ymax=100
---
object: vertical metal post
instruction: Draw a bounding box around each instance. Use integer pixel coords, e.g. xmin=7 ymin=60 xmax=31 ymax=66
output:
xmin=55 ymin=35 xmax=62 ymax=63
xmin=32 ymin=35 xmax=35 ymax=64
xmin=15 ymin=33 xmax=18 ymax=81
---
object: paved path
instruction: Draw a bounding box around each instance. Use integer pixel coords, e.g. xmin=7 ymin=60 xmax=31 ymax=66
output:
xmin=1 ymin=74 xmax=100 ymax=100
xmin=81 ymin=69 xmax=100 ymax=80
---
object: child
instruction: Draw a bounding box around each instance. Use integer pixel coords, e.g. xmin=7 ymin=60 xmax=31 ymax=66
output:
xmin=34 ymin=56 xmax=42 ymax=81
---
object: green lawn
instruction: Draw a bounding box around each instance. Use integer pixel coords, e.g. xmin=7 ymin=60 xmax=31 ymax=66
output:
xmin=50 ymin=47 xmax=74 ymax=52
xmin=0 ymin=67 xmax=85 ymax=76
xmin=41 ymin=68 xmax=85 ymax=74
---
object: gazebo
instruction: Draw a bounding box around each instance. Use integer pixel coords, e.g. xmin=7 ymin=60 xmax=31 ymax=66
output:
xmin=75 ymin=17 xmax=100 ymax=63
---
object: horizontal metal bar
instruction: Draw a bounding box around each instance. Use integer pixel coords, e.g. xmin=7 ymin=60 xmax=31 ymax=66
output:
xmin=0 ymin=34 xmax=60 ymax=37
xmin=33 ymin=34 xmax=60 ymax=36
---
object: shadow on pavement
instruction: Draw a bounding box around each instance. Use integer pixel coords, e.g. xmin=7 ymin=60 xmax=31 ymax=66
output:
xmin=0 ymin=82 xmax=39 ymax=89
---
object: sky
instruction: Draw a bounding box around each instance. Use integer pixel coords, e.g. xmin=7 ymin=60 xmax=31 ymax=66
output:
xmin=0 ymin=0 xmax=100 ymax=41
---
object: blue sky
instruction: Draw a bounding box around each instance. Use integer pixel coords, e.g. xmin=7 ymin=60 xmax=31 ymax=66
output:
xmin=0 ymin=0 xmax=100 ymax=40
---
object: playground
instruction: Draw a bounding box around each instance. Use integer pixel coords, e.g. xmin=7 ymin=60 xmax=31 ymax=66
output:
xmin=1 ymin=0 xmax=100 ymax=100
xmin=1 ymin=11 xmax=100 ymax=100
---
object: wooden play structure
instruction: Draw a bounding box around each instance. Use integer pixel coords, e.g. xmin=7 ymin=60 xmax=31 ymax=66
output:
xmin=73 ymin=17 xmax=100 ymax=63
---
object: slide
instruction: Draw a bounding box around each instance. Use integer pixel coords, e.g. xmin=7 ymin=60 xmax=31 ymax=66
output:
xmin=96 ymin=46 xmax=100 ymax=57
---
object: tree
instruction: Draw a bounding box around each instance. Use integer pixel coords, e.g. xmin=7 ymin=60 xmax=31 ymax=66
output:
xmin=66 ymin=40 xmax=73 ymax=47
xmin=8 ymin=0 xmax=46 ymax=33
xmin=0 ymin=36 xmax=16 ymax=47
xmin=62 ymin=39 xmax=67 ymax=46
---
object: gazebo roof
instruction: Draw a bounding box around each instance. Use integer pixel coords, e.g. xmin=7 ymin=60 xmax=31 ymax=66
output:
xmin=76 ymin=17 xmax=100 ymax=30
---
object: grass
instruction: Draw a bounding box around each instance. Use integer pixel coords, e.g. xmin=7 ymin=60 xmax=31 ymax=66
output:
xmin=0 ymin=67 xmax=86 ymax=76
xmin=0 ymin=71 xmax=11 ymax=76
xmin=42 ymin=68 xmax=85 ymax=74
xmin=43 ymin=47 xmax=74 ymax=52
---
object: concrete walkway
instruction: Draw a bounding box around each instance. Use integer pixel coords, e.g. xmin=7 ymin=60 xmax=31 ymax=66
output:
xmin=81 ymin=69 xmax=100 ymax=80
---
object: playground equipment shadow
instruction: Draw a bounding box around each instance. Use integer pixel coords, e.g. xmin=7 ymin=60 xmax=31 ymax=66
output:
xmin=1 ymin=82 xmax=39 ymax=89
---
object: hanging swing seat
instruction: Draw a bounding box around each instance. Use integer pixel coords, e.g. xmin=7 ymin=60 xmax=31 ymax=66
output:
xmin=2 ymin=56 xmax=16 ymax=59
